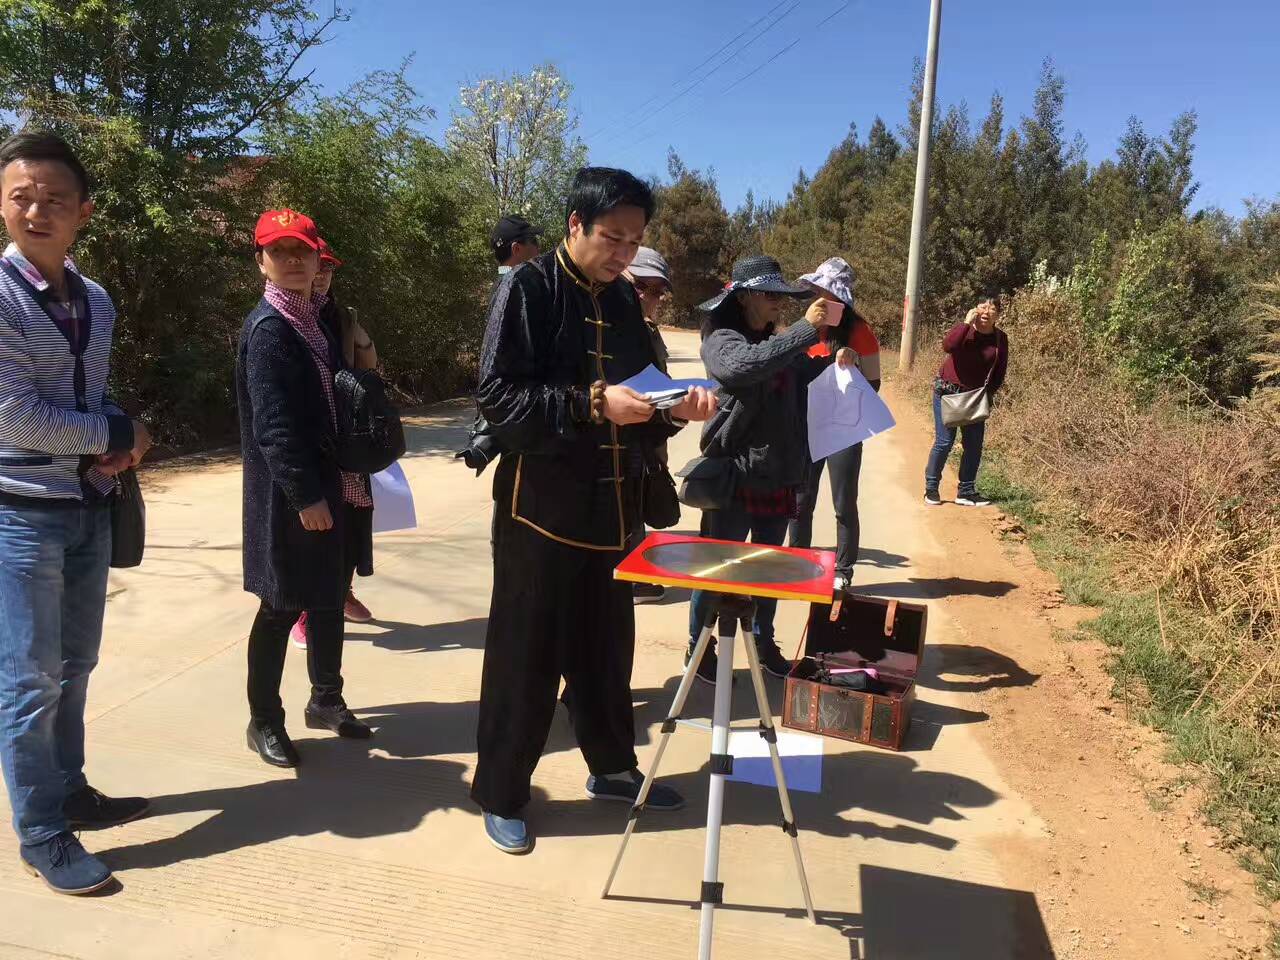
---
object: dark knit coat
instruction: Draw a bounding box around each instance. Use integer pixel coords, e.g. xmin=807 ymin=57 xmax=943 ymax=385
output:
xmin=698 ymin=320 xmax=820 ymax=492
xmin=235 ymin=297 xmax=372 ymax=611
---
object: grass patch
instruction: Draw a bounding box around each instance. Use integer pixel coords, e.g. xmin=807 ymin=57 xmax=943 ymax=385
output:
xmin=979 ymin=460 xmax=1280 ymax=921
xmin=1184 ymin=877 xmax=1227 ymax=906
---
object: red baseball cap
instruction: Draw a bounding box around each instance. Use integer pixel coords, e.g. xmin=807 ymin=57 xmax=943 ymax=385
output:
xmin=318 ymin=238 xmax=343 ymax=268
xmin=254 ymin=209 xmax=321 ymax=250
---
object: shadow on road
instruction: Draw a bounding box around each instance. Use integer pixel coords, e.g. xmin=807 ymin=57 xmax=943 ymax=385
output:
xmin=606 ymin=864 xmax=1055 ymax=960
xmin=96 ymin=748 xmax=470 ymax=871
xmin=854 ymin=577 xmax=1018 ymax=601
xmin=918 ymin=643 xmax=1040 ymax=693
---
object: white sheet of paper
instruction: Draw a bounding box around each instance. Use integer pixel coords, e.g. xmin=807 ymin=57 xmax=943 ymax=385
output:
xmin=806 ymin=362 xmax=897 ymax=461
xmin=371 ymin=461 xmax=417 ymax=533
xmin=727 ymin=728 xmax=824 ymax=793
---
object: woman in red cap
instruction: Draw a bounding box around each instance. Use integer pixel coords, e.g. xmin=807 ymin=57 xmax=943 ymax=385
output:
xmin=289 ymin=239 xmax=379 ymax=647
xmin=234 ymin=209 xmax=374 ymax=768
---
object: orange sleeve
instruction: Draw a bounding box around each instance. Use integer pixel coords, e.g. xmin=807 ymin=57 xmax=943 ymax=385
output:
xmin=851 ymin=322 xmax=880 ymax=356
xmin=807 ymin=326 xmax=832 ymax=358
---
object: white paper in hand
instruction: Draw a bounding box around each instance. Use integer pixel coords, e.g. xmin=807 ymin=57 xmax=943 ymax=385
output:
xmin=371 ymin=461 xmax=417 ymax=533
xmin=806 ymin=362 xmax=896 ymax=462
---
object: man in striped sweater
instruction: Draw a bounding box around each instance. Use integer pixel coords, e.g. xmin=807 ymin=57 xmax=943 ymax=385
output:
xmin=0 ymin=133 xmax=153 ymax=895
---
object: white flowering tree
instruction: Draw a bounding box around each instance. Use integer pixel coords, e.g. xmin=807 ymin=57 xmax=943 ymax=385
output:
xmin=447 ymin=63 xmax=587 ymax=235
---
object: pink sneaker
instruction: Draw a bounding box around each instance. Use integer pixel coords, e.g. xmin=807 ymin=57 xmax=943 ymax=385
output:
xmin=344 ymin=591 xmax=372 ymax=623
xmin=290 ymin=613 xmax=308 ymax=649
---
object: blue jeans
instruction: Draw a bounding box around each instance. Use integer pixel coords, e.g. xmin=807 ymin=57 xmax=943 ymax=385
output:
xmin=689 ymin=504 xmax=790 ymax=647
xmin=924 ymin=390 xmax=986 ymax=497
xmin=0 ymin=502 xmax=111 ymax=845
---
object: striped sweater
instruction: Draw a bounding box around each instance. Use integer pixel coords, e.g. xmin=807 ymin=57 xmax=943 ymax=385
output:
xmin=0 ymin=244 xmax=133 ymax=503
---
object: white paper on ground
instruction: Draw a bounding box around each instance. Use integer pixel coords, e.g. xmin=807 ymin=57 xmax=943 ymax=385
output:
xmin=371 ymin=461 xmax=417 ymax=533
xmin=806 ymin=362 xmax=897 ymax=462
xmin=727 ymin=728 xmax=824 ymax=793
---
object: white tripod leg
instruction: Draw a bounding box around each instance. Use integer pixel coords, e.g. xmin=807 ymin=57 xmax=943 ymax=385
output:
xmin=740 ymin=622 xmax=816 ymax=923
xmin=602 ymin=622 xmax=715 ymax=897
xmin=697 ymin=614 xmax=737 ymax=960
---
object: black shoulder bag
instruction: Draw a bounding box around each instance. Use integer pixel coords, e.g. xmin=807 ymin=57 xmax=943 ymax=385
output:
xmin=643 ymin=447 xmax=682 ymax=529
xmin=110 ymin=467 xmax=146 ymax=568
xmin=333 ymin=366 xmax=406 ymax=475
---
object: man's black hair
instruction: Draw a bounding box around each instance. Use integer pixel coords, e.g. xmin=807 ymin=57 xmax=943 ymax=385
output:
xmin=0 ymin=131 xmax=92 ymax=200
xmin=565 ymin=166 xmax=655 ymax=231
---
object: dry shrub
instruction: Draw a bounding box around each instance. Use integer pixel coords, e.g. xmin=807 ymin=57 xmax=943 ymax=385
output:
xmin=901 ymin=288 xmax=1280 ymax=739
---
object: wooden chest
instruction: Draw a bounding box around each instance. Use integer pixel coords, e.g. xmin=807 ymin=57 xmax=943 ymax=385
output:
xmin=782 ymin=595 xmax=928 ymax=751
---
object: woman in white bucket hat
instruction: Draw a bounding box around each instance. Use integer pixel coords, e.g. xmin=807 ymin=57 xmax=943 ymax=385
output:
xmin=786 ymin=257 xmax=882 ymax=594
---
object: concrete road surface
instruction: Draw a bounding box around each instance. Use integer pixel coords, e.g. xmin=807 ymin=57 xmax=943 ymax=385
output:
xmin=0 ymin=331 xmax=1053 ymax=960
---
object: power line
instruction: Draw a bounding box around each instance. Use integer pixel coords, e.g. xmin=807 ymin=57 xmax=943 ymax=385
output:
xmin=608 ymin=0 xmax=855 ymax=157
xmin=720 ymin=1 xmax=851 ymax=97
xmin=588 ymin=1 xmax=801 ymax=150
xmin=582 ymin=0 xmax=795 ymax=143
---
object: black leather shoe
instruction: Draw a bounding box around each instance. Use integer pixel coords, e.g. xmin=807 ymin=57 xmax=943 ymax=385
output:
xmin=246 ymin=721 xmax=300 ymax=767
xmin=64 ymin=785 xmax=150 ymax=830
xmin=304 ymin=700 xmax=372 ymax=739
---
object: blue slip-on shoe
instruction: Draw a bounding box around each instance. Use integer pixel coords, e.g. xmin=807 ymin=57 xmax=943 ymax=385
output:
xmin=483 ymin=812 xmax=531 ymax=854
xmin=586 ymin=769 xmax=685 ymax=811
xmin=20 ymin=832 xmax=113 ymax=895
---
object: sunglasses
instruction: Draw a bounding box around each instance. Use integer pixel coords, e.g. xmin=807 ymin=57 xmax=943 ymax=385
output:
xmin=751 ymin=291 xmax=788 ymax=303
xmin=634 ymin=280 xmax=669 ymax=297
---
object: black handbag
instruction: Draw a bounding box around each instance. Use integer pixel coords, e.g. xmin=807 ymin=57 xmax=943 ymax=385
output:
xmin=643 ymin=450 xmax=681 ymax=529
xmin=110 ymin=468 xmax=145 ymax=569
xmin=675 ymin=455 xmax=738 ymax=511
xmin=333 ymin=367 xmax=406 ymax=474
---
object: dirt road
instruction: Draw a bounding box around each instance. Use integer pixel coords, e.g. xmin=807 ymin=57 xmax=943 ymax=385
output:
xmin=0 ymin=330 xmax=1270 ymax=959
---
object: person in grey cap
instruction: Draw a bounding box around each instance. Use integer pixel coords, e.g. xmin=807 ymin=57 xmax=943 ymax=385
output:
xmin=623 ymin=246 xmax=672 ymax=374
xmin=623 ymin=247 xmax=674 ymax=603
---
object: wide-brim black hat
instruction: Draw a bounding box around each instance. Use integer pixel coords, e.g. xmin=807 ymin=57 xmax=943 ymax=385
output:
xmin=697 ymin=255 xmax=810 ymax=312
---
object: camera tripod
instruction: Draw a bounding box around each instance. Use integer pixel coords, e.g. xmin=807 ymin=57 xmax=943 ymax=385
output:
xmin=602 ymin=593 xmax=816 ymax=959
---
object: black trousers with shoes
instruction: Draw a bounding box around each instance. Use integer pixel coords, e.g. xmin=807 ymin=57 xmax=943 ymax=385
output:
xmin=788 ymin=443 xmax=864 ymax=579
xmin=247 ymin=504 xmax=370 ymax=726
xmin=471 ymin=509 xmax=639 ymax=818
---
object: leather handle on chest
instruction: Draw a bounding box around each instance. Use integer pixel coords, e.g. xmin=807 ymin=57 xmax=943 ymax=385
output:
xmin=884 ymin=600 xmax=899 ymax=637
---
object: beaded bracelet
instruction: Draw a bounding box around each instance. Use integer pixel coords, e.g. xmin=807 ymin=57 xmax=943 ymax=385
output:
xmin=589 ymin=380 xmax=607 ymax=424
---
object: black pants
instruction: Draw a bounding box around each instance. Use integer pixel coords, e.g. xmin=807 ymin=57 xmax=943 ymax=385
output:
xmin=788 ymin=443 xmax=864 ymax=578
xmin=246 ymin=504 xmax=365 ymax=726
xmin=471 ymin=510 xmax=638 ymax=818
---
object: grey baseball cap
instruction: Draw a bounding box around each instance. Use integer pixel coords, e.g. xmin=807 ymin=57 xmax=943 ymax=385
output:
xmin=627 ymin=247 xmax=672 ymax=288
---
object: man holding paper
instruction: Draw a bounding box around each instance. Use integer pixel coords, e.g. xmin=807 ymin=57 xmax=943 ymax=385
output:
xmin=471 ymin=167 xmax=715 ymax=854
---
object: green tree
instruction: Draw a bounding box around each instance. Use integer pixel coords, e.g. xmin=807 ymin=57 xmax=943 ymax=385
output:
xmin=646 ymin=151 xmax=730 ymax=327
xmin=262 ymin=67 xmax=491 ymax=401
xmin=0 ymin=0 xmax=343 ymax=440
xmin=1104 ymin=218 xmax=1254 ymax=401
xmin=1016 ymin=58 xmax=1082 ymax=274
xmin=446 ymin=63 xmax=587 ymax=234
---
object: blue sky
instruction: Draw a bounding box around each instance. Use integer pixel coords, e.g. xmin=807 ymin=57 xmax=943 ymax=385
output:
xmin=307 ymin=0 xmax=1280 ymax=215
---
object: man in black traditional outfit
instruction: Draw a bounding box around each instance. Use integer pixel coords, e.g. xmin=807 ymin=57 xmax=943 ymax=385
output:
xmin=471 ymin=167 xmax=716 ymax=853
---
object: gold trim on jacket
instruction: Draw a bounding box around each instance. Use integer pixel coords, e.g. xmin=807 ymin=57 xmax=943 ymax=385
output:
xmin=508 ymin=244 xmax=629 ymax=552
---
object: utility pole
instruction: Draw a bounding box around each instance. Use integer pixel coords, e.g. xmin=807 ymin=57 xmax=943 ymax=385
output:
xmin=899 ymin=0 xmax=942 ymax=370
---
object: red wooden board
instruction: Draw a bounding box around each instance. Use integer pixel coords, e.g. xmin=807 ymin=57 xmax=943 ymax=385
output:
xmin=614 ymin=532 xmax=836 ymax=603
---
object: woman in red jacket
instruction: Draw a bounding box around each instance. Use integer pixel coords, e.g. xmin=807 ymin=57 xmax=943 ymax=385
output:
xmin=924 ymin=299 xmax=1008 ymax=506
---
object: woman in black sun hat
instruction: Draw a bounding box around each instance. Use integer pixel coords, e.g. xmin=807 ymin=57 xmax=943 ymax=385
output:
xmin=685 ymin=255 xmax=839 ymax=685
